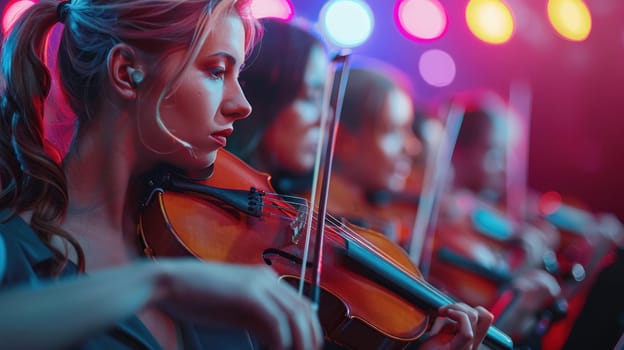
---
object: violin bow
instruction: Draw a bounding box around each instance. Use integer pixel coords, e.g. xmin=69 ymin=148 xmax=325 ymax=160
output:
xmin=297 ymin=50 xmax=352 ymax=307
xmin=505 ymin=80 xmax=532 ymax=224
xmin=407 ymin=101 xmax=465 ymax=278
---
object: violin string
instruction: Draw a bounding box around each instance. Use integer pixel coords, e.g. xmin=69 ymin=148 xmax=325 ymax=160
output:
xmin=259 ymin=192 xmax=415 ymax=272
xmin=264 ymin=193 xmax=388 ymax=250
xmin=260 ymin=193 xmax=455 ymax=304
xmin=248 ymin=191 xmax=458 ymax=306
xmin=250 ymin=190 xmax=533 ymax=347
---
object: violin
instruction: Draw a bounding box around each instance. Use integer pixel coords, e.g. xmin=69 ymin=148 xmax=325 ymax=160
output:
xmin=137 ymin=149 xmax=513 ymax=350
xmin=411 ymin=188 xmax=568 ymax=309
xmin=318 ymin=155 xmax=531 ymax=313
xmin=360 ymin=178 xmax=571 ymax=349
xmin=417 ymin=188 xmax=597 ymax=350
xmin=432 ymin=191 xmax=559 ymax=280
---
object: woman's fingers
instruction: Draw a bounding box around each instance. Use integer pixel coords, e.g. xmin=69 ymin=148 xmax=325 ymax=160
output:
xmin=159 ymin=261 xmax=322 ymax=350
xmin=250 ymin=289 xmax=293 ymax=350
xmin=270 ymin=278 xmax=323 ymax=350
xmin=473 ymin=306 xmax=494 ymax=347
xmin=239 ymin=268 xmax=321 ymax=350
xmin=447 ymin=308 xmax=475 ymax=350
xmin=424 ymin=303 xmax=494 ymax=350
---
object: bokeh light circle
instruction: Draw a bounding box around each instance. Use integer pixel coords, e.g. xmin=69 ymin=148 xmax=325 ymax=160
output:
xmin=418 ymin=49 xmax=456 ymax=87
xmin=319 ymin=0 xmax=374 ymax=48
xmin=547 ymin=0 xmax=591 ymax=42
xmin=465 ymin=0 xmax=514 ymax=44
xmin=396 ymin=0 xmax=447 ymax=41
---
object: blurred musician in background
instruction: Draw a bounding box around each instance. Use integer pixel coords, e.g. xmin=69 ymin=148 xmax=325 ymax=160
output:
xmin=537 ymin=191 xmax=624 ymax=349
xmin=442 ymin=90 xmax=560 ymax=260
xmin=227 ymin=17 xmax=495 ymax=350
xmin=436 ymin=89 xmax=624 ymax=349
xmin=226 ymin=18 xmax=328 ymax=195
xmin=431 ymin=91 xmax=564 ymax=345
xmin=326 ymin=61 xmax=424 ymax=247
xmin=326 ymin=68 xmax=562 ymax=344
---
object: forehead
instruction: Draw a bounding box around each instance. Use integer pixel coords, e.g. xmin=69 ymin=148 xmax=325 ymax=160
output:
xmin=303 ymin=45 xmax=328 ymax=84
xmin=379 ymin=88 xmax=413 ymax=127
xmin=198 ymin=14 xmax=246 ymax=62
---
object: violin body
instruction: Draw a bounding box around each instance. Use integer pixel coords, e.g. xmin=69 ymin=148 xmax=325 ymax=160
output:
xmin=427 ymin=225 xmax=513 ymax=308
xmin=138 ymin=149 xmax=429 ymax=350
xmin=428 ymin=193 xmax=543 ymax=308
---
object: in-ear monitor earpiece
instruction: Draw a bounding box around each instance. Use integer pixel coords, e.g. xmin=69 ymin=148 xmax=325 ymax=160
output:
xmin=127 ymin=67 xmax=144 ymax=88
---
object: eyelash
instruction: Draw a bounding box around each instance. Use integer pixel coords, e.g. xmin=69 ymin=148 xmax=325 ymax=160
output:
xmin=209 ymin=67 xmax=226 ymax=80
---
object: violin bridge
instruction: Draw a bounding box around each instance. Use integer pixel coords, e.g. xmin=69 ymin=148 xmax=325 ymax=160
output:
xmin=290 ymin=200 xmax=308 ymax=244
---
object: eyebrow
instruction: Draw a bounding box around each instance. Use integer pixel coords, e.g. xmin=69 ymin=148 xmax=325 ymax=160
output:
xmin=208 ymin=52 xmax=244 ymax=70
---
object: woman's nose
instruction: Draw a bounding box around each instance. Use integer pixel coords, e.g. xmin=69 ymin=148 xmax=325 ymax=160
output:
xmin=403 ymin=133 xmax=424 ymax=158
xmin=224 ymin=81 xmax=252 ymax=120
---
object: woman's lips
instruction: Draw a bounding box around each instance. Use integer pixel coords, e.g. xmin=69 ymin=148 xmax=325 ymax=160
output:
xmin=211 ymin=128 xmax=233 ymax=147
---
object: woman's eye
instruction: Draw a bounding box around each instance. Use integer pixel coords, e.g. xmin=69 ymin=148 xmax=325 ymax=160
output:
xmin=210 ymin=68 xmax=226 ymax=80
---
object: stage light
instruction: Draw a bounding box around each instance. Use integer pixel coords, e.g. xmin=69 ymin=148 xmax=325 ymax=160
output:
xmin=250 ymin=0 xmax=294 ymax=21
xmin=2 ymin=0 xmax=34 ymax=35
xmin=465 ymin=0 xmax=514 ymax=44
xmin=547 ymin=0 xmax=591 ymax=42
xmin=395 ymin=0 xmax=447 ymax=41
xmin=418 ymin=49 xmax=456 ymax=87
xmin=319 ymin=0 xmax=374 ymax=48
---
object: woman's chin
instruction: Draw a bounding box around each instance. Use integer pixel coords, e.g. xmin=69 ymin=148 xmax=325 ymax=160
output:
xmin=386 ymin=175 xmax=408 ymax=193
xmin=174 ymin=149 xmax=218 ymax=173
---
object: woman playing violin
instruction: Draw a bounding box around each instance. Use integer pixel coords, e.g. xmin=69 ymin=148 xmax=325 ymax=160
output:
xmin=227 ymin=20 xmax=495 ymax=349
xmin=327 ymin=61 xmax=425 ymax=247
xmin=0 ymin=1 xmax=323 ymax=349
xmin=433 ymin=91 xmax=565 ymax=343
xmin=444 ymin=90 xmax=561 ymax=260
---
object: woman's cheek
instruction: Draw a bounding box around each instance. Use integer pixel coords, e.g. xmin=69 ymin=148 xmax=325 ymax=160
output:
xmin=379 ymin=134 xmax=402 ymax=157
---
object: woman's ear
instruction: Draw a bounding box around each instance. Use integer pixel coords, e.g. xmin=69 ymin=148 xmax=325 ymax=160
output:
xmin=107 ymin=44 xmax=145 ymax=99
